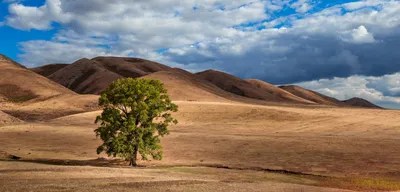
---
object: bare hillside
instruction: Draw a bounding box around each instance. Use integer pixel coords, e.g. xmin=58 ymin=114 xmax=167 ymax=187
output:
xmin=0 ymin=55 xmax=75 ymax=103
xmin=196 ymin=70 xmax=312 ymax=104
xmin=28 ymin=56 xmax=381 ymax=108
xmin=142 ymin=69 xmax=235 ymax=102
xmin=93 ymin=56 xmax=171 ymax=78
xmin=31 ymin=63 xmax=68 ymax=76
xmin=48 ymin=58 xmax=123 ymax=94
xmin=279 ymin=85 xmax=344 ymax=106
xmin=343 ymin=97 xmax=383 ymax=109
xmin=0 ymin=54 xmax=26 ymax=68
xmin=246 ymin=79 xmax=315 ymax=104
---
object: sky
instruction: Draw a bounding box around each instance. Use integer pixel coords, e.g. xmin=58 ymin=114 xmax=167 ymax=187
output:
xmin=0 ymin=0 xmax=400 ymax=108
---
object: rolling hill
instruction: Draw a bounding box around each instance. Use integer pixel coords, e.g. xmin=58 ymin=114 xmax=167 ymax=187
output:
xmin=279 ymin=85 xmax=344 ymax=106
xmin=343 ymin=97 xmax=383 ymax=109
xmin=33 ymin=57 xmax=172 ymax=95
xmin=246 ymin=79 xmax=315 ymax=104
xmin=0 ymin=54 xmax=26 ymax=68
xmin=0 ymin=54 xmax=75 ymax=102
xmin=0 ymin=55 xmax=100 ymax=121
xmin=141 ymin=69 xmax=233 ymax=102
xmin=31 ymin=63 xmax=68 ymax=77
xmin=47 ymin=58 xmax=123 ymax=94
xmin=196 ymin=70 xmax=315 ymax=104
xmin=195 ymin=70 xmax=276 ymax=101
xmin=93 ymin=56 xmax=171 ymax=78
xmin=27 ymin=56 xmax=382 ymax=109
xmin=279 ymin=85 xmax=383 ymax=109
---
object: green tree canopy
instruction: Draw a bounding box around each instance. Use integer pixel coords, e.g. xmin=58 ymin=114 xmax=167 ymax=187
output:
xmin=94 ymin=78 xmax=178 ymax=166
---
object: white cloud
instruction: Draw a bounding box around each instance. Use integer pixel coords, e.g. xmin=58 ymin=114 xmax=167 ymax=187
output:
xmin=5 ymin=0 xmax=72 ymax=30
xmin=296 ymin=74 xmax=400 ymax=109
xmin=341 ymin=25 xmax=376 ymax=44
xmin=366 ymin=73 xmax=400 ymax=97
xmin=351 ymin=25 xmax=376 ymax=43
xmin=343 ymin=0 xmax=385 ymax=10
xmin=18 ymin=40 xmax=130 ymax=67
xmin=290 ymin=0 xmax=314 ymax=13
xmin=6 ymin=3 xmax=50 ymax=30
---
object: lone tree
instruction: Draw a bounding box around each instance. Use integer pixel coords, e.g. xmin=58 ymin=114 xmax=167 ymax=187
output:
xmin=94 ymin=78 xmax=178 ymax=166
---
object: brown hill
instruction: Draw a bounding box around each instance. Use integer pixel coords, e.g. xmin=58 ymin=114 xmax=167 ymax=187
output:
xmin=31 ymin=64 xmax=68 ymax=76
xmin=196 ymin=70 xmax=271 ymax=100
xmin=279 ymin=85 xmax=344 ymax=106
xmin=246 ymin=79 xmax=315 ymax=104
xmin=0 ymin=55 xmax=98 ymax=121
xmin=48 ymin=58 xmax=123 ymax=94
xmin=0 ymin=55 xmax=75 ymax=103
xmin=141 ymin=69 xmax=238 ymax=102
xmin=28 ymin=56 xmax=381 ymax=109
xmin=93 ymin=56 xmax=171 ymax=78
xmin=0 ymin=54 xmax=26 ymax=68
xmin=196 ymin=70 xmax=314 ymax=104
xmin=32 ymin=57 xmax=172 ymax=95
xmin=343 ymin=97 xmax=383 ymax=109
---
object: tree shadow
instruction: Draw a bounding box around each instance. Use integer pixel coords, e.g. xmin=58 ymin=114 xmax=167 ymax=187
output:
xmin=0 ymin=156 xmax=131 ymax=168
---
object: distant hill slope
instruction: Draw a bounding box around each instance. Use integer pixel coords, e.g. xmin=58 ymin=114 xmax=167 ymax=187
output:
xmin=279 ymin=85 xmax=344 ymax=106
xmin=32 ymin=57 xmax=172 ymax=95
xmin=343 ymin=97 xmax=383 ymax=109
xmin=246 ymin=79 xmax=315 ymax=104
xmin=141 ymin=69 xmax=235 ymax=102
xmin=196 ymin=70 xmax=314 ymax=104
xmin=196 ymin=70 xmax=274 ymax=100
xmin=0 ymin=55 xmax=75 ymax=103
xmin=0 ymin=54 xmax=26 ymax=68
xmin=279 ymin=85 xmax=383 ymax=109
xmin=28 ymin=56 xmax=383 ymax=109
xmin=0 ymin=56 xmax=101 ymax=121
xmin=93 ymin=56 xmax=171 ymax=78
xmin=48 ymin=58 xmax=123 ymax=94
xmin=31 ymin=64 xmax=68 ymax=76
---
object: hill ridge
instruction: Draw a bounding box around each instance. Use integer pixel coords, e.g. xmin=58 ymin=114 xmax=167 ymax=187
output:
xmin=26 ymin=56 xmax=383 ymax=109
xmin=196 ymin=70 xmax=315 ymax=104
xmin=279 ymin=85 xmax=344 ymax=106
xmin=0 ymin=54 xmax=26 ymax=68
xmin=48 ymin=58 xmax=123 ymax=94
xmin=343 ymin=97 xmax=383 ymax=109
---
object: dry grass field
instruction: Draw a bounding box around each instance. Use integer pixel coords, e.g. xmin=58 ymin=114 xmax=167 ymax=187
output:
xmin=1 ymin=100 xmax=400 ymax=191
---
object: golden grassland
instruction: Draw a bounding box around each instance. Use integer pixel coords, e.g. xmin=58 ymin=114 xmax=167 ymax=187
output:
xmin=1 ymin=101 xmax=400 ymax=191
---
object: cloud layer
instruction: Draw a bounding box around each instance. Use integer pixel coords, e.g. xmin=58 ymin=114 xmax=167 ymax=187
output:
xmin=1 ymin=0 xmax=400 ymax=108
xmin=296 ymin=73 xmax=400 ymax=109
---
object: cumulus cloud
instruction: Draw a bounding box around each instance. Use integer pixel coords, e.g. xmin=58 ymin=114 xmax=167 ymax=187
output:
xmin=5 ymin=0 xmax=399 ymax=78
xmin=296 ymin=73 xmax=400 ymax=109
xmin=341 ymin=25 xmax=376 ymax=44
xmin=5 ymin=0 xmax=71 ymax=30
xmin=351 ymin=25 xmax=376 ymax=43
xmin=1 ymin=0 xmax=400 ymax=107
xmin=290 ymin=0 xmax=314 ymax=13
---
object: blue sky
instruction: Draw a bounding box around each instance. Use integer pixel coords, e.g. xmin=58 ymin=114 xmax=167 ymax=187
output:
xmin=0 ymin=0 xmax=400 ymax=108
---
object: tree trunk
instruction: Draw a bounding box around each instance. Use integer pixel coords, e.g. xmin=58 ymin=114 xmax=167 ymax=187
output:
xmin=130 ymin=145 xmax=139 ymax=167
